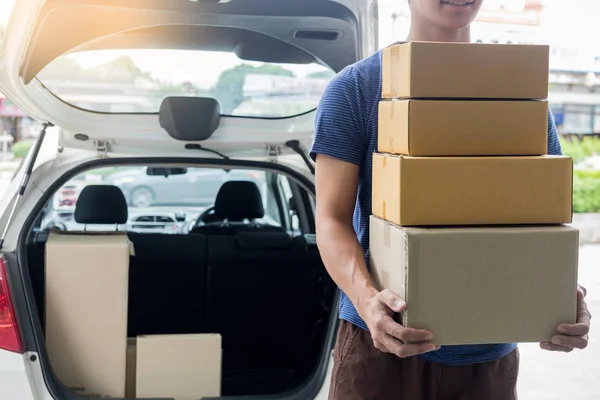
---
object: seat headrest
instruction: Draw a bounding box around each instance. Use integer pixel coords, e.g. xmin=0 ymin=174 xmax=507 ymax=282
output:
xmin=214 ymin=181 xmax=264 ymax=221
xmin=74 ymin=185 xmax=128 ymax=225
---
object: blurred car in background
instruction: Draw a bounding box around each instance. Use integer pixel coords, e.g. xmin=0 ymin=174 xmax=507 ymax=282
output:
xmin=104 ymin=167 xmax=266 ymax=208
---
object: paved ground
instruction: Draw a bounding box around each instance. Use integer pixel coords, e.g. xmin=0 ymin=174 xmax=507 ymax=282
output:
xmin=517 ymin=243 xmax=599 ymax=400
xmin=316 ymin=244 xmax=600 ymax=400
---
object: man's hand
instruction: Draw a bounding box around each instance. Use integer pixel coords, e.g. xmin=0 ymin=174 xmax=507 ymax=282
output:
xmin=541 ymin=285 xmax=591 ymax=352
xmin=358 ymin=288 xmax=439 ymax=358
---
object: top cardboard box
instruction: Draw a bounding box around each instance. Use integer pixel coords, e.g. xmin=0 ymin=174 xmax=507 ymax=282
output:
xmin=381 ymin=42 xmax=549 ymax=100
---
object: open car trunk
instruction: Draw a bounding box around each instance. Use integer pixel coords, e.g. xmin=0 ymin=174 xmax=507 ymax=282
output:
xmin=0 ymin=0 xmax=375 ymax=397
xmin=21 ymin=158 xmax=338 ymax=399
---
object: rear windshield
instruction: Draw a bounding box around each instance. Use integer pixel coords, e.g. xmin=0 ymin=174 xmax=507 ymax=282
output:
xmin=36 ymin=49 xmax=335 ymax=118
xmin=41 ymin=166 xmax=301 ymax=235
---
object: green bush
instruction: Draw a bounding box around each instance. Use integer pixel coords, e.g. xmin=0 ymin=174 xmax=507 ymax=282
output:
xmin=559 ymin=136 xmax=600 ymax=164
xmin=11 ymin=140 xmax=35 ymax=159
xmin=573 ymin=169 xmax=600 ymax=213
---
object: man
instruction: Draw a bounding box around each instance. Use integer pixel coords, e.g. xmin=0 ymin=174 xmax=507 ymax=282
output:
xmin=311 ymin=0 xmax=592 ymax=399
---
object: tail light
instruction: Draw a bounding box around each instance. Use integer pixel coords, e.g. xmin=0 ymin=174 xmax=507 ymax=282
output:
xmin=0 ymin=259 xmax=24 ymax=353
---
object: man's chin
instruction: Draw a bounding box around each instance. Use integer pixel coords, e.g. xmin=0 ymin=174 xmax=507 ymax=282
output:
xmin=435 ymin=15 xmax=478 ymax=32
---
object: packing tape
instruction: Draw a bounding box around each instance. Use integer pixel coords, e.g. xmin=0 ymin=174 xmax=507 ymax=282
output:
xmin=391 ymin=48 xmax=400 ymax=98
xmin=389 ymin=100 xmax=396 ymax=152
xmin=382 ymin=201 xmax=387 ymax=220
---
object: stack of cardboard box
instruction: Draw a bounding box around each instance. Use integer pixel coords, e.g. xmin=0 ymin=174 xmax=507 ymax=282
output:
xmin=370 ymin=42 xmax=579 ymax=346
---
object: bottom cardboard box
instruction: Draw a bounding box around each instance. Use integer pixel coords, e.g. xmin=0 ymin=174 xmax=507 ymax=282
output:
xmin=369 ymin=215 xmax=579 ymax=345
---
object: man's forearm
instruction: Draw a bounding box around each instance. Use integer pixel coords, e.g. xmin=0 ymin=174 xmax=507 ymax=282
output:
xmin=317 ymin=217 xmax=378 ymax=309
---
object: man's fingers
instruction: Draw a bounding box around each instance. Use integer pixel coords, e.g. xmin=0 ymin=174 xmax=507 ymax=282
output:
xmin=375 ymin=315 xmax=433 ymax=343
xmin=558 ymin=322 xmax=590 ymax=337
xmin=551 ymin=335 xmax=589 ymax=350
xmin=377 ymin=289 xmax=406 ymax=313
xmin=557 ymin=295 xmax=591 ymax=335
xmin=390 ymin=338 xmax=438 ymax=358
xmin=380 ymin=334 xmax=404 ymax=355
xmin=577 ymin=297 xmax=592 ymax=325
xmin=397 ymin=327 xmax=436 ymax=344
xmin=540 ymin=341 xmax=574 ymax=353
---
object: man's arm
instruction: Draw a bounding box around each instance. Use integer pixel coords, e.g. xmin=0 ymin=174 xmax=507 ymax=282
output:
xmin=310 ymin=67 xmax=375 ymax=311
xmin=312 ymin=68 xmax=437 ymax=356
xmin=315 ymin=155 xmax=378 ymax=312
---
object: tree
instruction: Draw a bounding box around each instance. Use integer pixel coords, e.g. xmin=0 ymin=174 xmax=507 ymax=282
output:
xmin=104 ymin=55 xmax=153 ymax=81
xmin=211 ymin=64 xmax=295 ymax=114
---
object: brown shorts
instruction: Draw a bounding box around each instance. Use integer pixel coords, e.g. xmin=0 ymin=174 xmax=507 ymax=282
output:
xmin=329 ymin=320 xmax=519 ymax=400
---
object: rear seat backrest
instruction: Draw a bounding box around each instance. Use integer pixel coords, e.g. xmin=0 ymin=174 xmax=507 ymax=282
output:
xmin=127 ymin=232 xmax=208 ymax=336
xmin=205 ymin=232 xmax=326 ymax=393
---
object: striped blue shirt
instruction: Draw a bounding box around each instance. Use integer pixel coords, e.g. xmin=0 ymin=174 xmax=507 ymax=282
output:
xmin=310 ymin=49 xmax=562 ymax=365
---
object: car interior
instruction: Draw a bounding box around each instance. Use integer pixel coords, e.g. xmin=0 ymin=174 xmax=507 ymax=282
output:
xmin=25 ymin=162 xmax=336 ymax=397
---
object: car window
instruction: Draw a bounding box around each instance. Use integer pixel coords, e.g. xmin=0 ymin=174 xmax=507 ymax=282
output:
xmin=36 ymin=49 xmax=335 ymax=118
xmin=42 ymin=166 xmax=282 ymax=234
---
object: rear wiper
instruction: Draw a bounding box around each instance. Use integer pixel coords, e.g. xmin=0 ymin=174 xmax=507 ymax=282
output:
xmin=0 ymin=122 xmax=53 ymax=249
xmin=184 ymin=144 xmax=229 ymax=160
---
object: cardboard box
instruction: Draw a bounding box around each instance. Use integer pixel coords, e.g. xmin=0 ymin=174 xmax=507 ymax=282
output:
xmin=372 ymin=153 xmax=573 ymax=226
xmin=126 ymin=338 xmax=137 ymax=399
xmin=381 ymin=42 xmax=549 ymax=99
xmin=378 ymin=99 xmax=549 ymax=156
xmin=45 ymin=232 xmax=131 ymax=398
xmin=369 ymin=215 xmax=579 ymax=345
xmin=136 ymin=334 xmax=222 ymax=400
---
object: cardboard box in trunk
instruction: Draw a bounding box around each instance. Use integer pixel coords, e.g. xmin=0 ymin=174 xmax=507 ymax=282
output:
xmin=126 ymin=338 xmax=137 ymax=398
xmin=372 ymin=153 xmax=573 ymax=226
xmin=381 ymin=42 xmax=549 ymax=99
xmin=378 ymin=99 xmax=549 ymax=156
xmin=44 ymin=232 xmax=131 ymax=398
xmin=136 ymin=334 xmax=222 ymax=400
xmin=369 ymin=215 xmax=579 ymax=345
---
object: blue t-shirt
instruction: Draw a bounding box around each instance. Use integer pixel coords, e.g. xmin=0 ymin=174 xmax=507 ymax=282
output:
xmin=309 ymin=49 xmax=563 ymax=365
